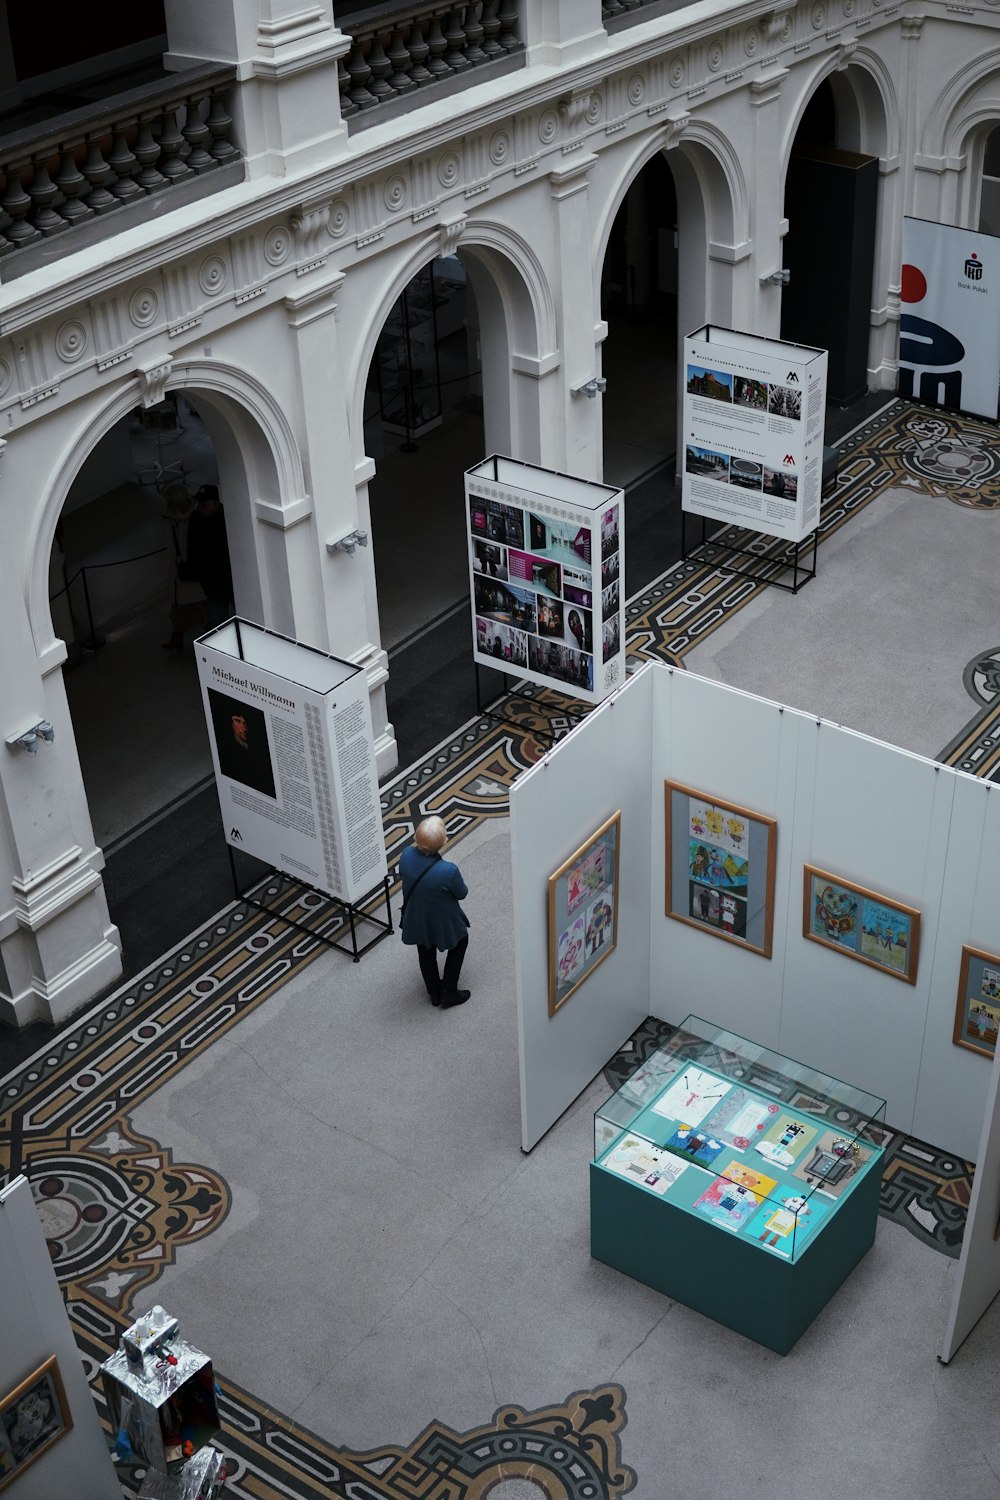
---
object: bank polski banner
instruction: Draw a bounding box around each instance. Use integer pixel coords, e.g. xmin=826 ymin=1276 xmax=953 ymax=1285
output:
xmin=196 ymin=620 xmax=387 ymax=904
xmin=900 ymin=217 xmax=1000 ymax=420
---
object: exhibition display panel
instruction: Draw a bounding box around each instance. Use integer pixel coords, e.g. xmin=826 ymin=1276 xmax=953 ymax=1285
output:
xmin=466 ymin=455 xmax=625 ymax=707
xmin=591 ymin=1016 xmax=885 ymax=1353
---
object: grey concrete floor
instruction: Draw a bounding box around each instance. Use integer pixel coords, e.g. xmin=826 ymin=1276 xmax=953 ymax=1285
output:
xmin=686 ymin=484 xmax=997 ymax=759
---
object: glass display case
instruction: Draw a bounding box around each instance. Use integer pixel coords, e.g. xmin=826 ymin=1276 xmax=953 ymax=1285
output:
xmin=590 ymin=1015 xmax=886 ymax=1353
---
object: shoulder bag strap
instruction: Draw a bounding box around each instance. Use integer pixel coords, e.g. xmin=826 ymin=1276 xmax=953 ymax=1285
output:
xmin=400 ymin=854 xmax=438 ymax=916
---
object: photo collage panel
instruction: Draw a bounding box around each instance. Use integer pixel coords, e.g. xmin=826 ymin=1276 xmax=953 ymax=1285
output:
xmin=596 ymin=1059 xmax=878 ymax=1259
xmin=600 ymin=503 xmax=621 ymax=663
xmin=471 ymin=493 xmax=598 ymax=695
xmin=686 ymin=363 xmax=802 ymax=499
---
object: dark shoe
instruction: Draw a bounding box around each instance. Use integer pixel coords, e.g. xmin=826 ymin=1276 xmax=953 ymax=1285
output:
xmin=428 ymin=991 xmax=442 ymax=1007
xmin=440 ymin=989 xmax=470 ymax=1009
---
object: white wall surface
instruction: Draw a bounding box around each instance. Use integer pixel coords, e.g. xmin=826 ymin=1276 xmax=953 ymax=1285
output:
xmin=651 ymin=670 xmax=990 ymax=1161
xmin=650 ymin=667 xmax=800 ymax=1053
xmin=515 ymin=663 xmax=997 ymax=1163
xmin=913 ymin=774 xmax=1000 ymax=1155
xmin=0 ymin=1176 xmax=120 ymax=1500
xmin=512 ymin=664 xmax=654 ymax=1150
xmin=777 ymin=721 xmax=957 ymax=1139
xmin=941 ymin=1025 xmax=1000 ymax=1361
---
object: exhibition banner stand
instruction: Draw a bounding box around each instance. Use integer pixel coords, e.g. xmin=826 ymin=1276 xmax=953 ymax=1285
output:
xmin=900 ymin=217 xmax=1000 ymax=420
xmin=196 ymin=619 xmax=391 ymax=961
xmin=681 ymin=325 xmax=828 ymax=593
xmin=466 ymin=455 xmax=625 ymax=740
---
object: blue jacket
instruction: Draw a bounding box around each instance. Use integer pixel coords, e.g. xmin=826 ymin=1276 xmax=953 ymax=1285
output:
xmin=399 ymin=845 xmax=470 ymax=950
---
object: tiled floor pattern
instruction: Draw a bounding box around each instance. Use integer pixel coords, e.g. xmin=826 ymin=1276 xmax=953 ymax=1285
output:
xmin=2 ymin=396 xmax=994 ymax=1496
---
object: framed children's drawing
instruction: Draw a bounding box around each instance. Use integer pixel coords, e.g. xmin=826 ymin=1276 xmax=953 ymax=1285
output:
xmin=952 ymin=944 xmax=1000 ymax=1058
xmin=0 ymin=1356 xmax=72 ymax=1492
xmin=664 ymin=782 xmax=777 ymax=958
xmin=548 ymin=811 xmax=621 ymax=1015
xmin=803 ymin=866 xmax=920 ymax=984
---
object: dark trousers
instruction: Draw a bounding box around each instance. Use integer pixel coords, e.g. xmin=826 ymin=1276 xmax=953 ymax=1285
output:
xmin=417 ymin=937 xmax=468 ymax=997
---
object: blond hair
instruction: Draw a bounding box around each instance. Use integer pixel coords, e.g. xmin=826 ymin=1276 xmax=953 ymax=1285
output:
xmin=414 ymin=816 xmax=447 ymax=852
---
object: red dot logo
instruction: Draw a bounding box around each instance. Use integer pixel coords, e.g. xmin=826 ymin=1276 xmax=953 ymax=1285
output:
xmin=901 ymin=263 xmax=927 ymax=303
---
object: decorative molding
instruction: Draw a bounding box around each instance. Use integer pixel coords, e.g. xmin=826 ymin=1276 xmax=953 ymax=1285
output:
xmin=762 ymin=3 xmax=797 ymax=40
xmin=708 ymin=239 xmax=754 ymax=263
xmin=138 ymin=358 xmax=173 ymax=408
xmin=289 ymin=197 xmax=332 ymax=275
xmin=662 ymin=112 xmax=691 ymax=150
xmin=835 ymin=38 xmax=858 ymax=68
xmin=511 ymin=351 xmax=561 ymax=379
xmin=20 ymin=384 xmax=59 ymax=409
xmin=283 ymin=272 xmax=344 ymax=329
xmin=439 ymin=215 xmax=468 ymax=258
xmin=10 ymin=844 xmax=102 ymax=932
xmin=558 ymin=90 xmax=593 ymax=153
xmin=253 ymin=495 xmax=313 ymax=529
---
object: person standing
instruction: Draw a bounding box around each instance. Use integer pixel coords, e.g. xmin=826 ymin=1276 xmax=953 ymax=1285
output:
xmin=399 ymin=816 xmax=470 ymax=1008
xmin=179 ymin=485 xmax=234 ymax=627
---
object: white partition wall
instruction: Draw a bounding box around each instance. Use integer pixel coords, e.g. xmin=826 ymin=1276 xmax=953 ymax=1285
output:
xmin=512 ymin=663 xmax=998 ymax=1165
xmin=0 ymin=1177 xmax=121 ymax=1500
xmin=913 ymin=776 xmax=1000 ymax=1152
xmin=649 ymin=669 xmax=803 ymax=1052
xmin=778 ymin=725 xmax=957 ymax=1132
xmin=512 ymin=665 xmax=654 ymax=1150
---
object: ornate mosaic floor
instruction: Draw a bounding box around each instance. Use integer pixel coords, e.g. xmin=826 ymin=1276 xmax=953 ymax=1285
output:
xmin=0 ymin=396 xmax=993 ymax=1495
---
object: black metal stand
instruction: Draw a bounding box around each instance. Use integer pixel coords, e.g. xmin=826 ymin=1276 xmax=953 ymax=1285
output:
xmin=681 ymin=511 xmax=818 ymax=593
xmin=474 ymin=663 xmax=589 ymax=745
xmin=228 ymin=849 xmax=393 ymax=962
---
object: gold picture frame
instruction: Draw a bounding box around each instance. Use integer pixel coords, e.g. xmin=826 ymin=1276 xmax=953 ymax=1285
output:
xmin=0 ymin=1356 xmax=72 ymax=1492
xmin=547 ymin=811 xmax=621 ymax=1016
xmin=953 ymin=943 xmax=1000 ymax=1059
xmin=664 ymin=782 xmax=777 ymax=958
xmin=803 ymin=865 xmax=920 ymax=985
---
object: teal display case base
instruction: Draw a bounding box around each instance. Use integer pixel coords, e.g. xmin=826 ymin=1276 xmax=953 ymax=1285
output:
xmin=590 ymin=1156 xmax=882 ymax=1355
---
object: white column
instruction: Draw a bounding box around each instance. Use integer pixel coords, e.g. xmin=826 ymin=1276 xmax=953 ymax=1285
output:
xmin=163 ymin=0 xmax=350 ymax=175
xmin=522 ymin=0 xmax=607 ymax=66
xmin=546 ymin=153 xmax=604 ymax=480
xmin=0 ymin=566 xmax=121 ymax=1028
xmin=281 ymin=277 xmax=397 ymax=777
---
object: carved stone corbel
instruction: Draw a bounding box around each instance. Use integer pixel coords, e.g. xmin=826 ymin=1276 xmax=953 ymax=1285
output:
xmin=290 ymin=198 xmax=332 ymax=275
xmin=439 ymin=215 xmax=468 ymax=259
xmin=137 ymin=357 xmax=172 ymax=409
xmin=558 ymin=90 xmax=593 ymax=152
xmin=762 ymin=2 xmax=797 ymax=41
xmin=663 ymin=112 xmax=691 ymax=151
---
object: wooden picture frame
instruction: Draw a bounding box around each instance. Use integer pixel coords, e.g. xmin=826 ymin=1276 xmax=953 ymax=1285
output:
xmin=548 ymin=811 xmax=621 ymax=1015
xmin=0 ymin=1356 xmax=72 ymax=1491
xmin=664 ymin=782 xmax=777 ymax=959
xmin=803 ymin=866 xmax=920 ymax=985
xmin=952 ymin=944 xmax=1000 ymax=1059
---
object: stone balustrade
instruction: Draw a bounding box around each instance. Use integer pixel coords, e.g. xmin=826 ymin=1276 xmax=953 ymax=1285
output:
xmin=602 ymin=0 xmax=686 ymax=26
xmin=337 ymin=1 xmax=524 ymax=126
xmin=0 ymin=64 xmax=242 ymax=267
